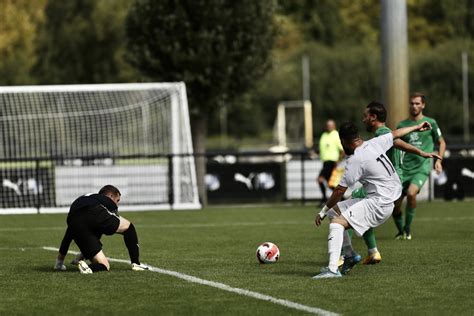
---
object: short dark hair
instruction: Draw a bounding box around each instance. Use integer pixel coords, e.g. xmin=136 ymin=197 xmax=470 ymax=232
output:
xmin=410 ymin=92 xmax=426 ymax=103
xmin=339 ymin=122 xmax=359 ymax=141
xmin=98 ymin=185 xmax=121 ymax=196
xmin=366 ymin=101 xmax=387 ymax=123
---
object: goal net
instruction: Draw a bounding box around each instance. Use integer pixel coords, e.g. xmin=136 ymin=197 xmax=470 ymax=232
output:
xmin=0 ymin=83 xmax=200 ymax=214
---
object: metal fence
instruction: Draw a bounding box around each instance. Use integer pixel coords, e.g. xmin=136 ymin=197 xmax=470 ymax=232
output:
xmin=0 ymin=148 xmax=473 ymax=213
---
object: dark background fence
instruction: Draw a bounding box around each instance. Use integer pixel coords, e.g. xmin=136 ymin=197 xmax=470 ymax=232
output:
xmin=0 ymin=147 xmax=472 ymax=212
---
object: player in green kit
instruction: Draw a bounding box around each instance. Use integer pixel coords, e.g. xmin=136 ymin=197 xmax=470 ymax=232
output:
xmin=343 ymin=101 xmax=439 ymax=269
xmin=394 ymin=92 xmax=446 ymax=240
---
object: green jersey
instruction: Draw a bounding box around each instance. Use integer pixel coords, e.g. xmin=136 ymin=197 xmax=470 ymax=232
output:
xmin=351 ymin=125 xmax=403 ymax=199
xmin=374 ymin=126 xmax=403 ymax=176
xmin=397 ymin=116 xmax=442 ymax=175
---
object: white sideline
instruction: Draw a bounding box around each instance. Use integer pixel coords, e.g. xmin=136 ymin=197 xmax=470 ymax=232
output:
xmin=42 ymin=246 xmax=338 ymax=316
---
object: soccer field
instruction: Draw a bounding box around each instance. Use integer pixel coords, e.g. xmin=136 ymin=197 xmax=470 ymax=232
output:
xmin=1 ymin=201 xmax=473 ymax=315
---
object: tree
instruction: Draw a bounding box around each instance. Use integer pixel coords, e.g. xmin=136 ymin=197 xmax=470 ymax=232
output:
xmin=0 ymin=0 xmax=47 ymax=85
xmin=125 ymin=0 xmax=278 ymax=205
xmin=34 ymin=0 xmax=137 ymax=84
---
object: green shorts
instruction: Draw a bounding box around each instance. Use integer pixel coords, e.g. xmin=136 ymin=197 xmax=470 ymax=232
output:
xmin=402 ymin=172 xmax=429 ymax=193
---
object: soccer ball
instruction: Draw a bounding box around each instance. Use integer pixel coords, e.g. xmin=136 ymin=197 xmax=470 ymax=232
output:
xmin=256 ymin=242 xmax=280 ymax=264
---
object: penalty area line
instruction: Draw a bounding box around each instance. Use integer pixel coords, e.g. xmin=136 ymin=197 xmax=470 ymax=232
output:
xmin=42 ymin=246 xmax=338 ymax=316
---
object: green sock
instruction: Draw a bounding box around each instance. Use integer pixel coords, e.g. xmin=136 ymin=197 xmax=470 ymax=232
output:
xmin=404 ymin=206 xmax=416 ymax=235
xmin=363 ymin=228 xmax=377 ymax=250
xmin=347 ymin=229 xmax=353 ymax=239
xmin=393 ymin=213 xmax=404 ymax=234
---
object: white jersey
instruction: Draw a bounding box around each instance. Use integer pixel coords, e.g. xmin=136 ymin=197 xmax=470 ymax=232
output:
xmin=339 ymin=133 xmax=401 ymax=205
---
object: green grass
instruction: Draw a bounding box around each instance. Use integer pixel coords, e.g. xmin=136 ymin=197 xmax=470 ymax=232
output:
xmin=1 ymin=201 xmax=473 ymax=315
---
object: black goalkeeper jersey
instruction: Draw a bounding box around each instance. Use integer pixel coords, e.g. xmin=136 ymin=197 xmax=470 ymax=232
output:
xmin=68 ymin=193 xmax=118 ymax=215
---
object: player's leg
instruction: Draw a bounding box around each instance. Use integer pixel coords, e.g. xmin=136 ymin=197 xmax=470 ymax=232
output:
xmin=361 ymin=228 xmax=381 ymax=264
xmin=404 ymin=173 xmax=428 ymax=239
xmin=349 ymin=187 xmax=380 ymax=264
xmin=393 ymin=194 xmax=405 ymax=239
xmin=314 ymin=199 xmax=362 ymax=278
xmin=115 ymin=216 xmax=148 ymax=270
xmin=318 ymin=161 xmax=334 ymax=205
xmin=313 ymin=218 xmax=347 ymax=279
xmin=72 ymin=228 xmax=109 ymax=273
xmin=404 ymin=184 xmax=419 ymax=240
xmin=88 ymin=250 xmax=110 ymax=271
xmin=341 ymin=198 xmax=393 ymax=274
xmin=317 ymin=173 xmax=328 ymax=205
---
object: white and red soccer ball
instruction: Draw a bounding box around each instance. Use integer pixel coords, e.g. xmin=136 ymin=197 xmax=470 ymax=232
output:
xmin=256 ymin=242 xmax=280 ymax=264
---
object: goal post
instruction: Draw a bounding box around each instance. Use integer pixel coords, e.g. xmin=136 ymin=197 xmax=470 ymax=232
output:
xmin=0 ymin=83 xmax=200 ymax=214
xmin=274 ymin=100 xmax=313 ymax=150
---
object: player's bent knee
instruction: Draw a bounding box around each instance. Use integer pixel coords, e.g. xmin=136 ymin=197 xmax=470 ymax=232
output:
xmin=93 ymin=251 xmax=110 ymax=270
xmin=116 ymin=217 xmax=131 ymax=233
xmin=330 ymin=216 xmax=349 ymax=229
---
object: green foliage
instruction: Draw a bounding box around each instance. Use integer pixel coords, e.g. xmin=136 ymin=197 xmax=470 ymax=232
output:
xmin=0 ymin=202 xmax=473 ymax=314
xmin=125 ymin=0 xmax=278 ymax=117
xmin=250 ymin=43 xmax=380 ymax=136
xmin=411 ymin=40 xmax=474 ymax=136
xmin=0 ymin=0 xmax=47 ymax=85
xmin=34 ymin=0 xmax=137 ymax=84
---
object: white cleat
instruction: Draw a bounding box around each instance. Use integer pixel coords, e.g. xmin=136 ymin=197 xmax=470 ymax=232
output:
xmin=71 ymin=253 xmax=85 ymax=265
xmin=312 ymin=268 xmax=342 ymax=279
xmin=132 ymin=263 xmax=150 ymax=271
xmin=78 ymin=260 xmax=93 ymax=274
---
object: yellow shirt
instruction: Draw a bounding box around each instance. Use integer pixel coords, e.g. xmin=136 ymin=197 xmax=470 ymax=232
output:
xmin=319 ymin=130 xmax=342 ymax=162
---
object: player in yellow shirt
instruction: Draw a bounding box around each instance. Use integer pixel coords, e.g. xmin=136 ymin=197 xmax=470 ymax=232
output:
xmin=317 ymin=120 xmax=344 ymax=206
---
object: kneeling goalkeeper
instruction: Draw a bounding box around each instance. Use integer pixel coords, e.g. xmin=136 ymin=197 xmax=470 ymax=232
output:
xmin=54 ymin=185 xmax=148 ymax=273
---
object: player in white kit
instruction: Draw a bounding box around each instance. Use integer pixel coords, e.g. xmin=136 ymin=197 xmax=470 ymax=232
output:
xmin=313 ymin=120 xmax=432 ymax=279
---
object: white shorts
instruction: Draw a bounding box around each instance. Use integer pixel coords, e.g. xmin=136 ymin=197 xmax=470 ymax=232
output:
xmin=335 ymin=198 xmax=394 ymax=236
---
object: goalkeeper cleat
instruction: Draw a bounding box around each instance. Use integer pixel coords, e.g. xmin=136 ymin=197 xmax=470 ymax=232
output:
xmin=341 ymin=253 xmax=361 ymax=275
xmin=132 ymin=263 xmax=150 ymax=271
xmin=312 ymin=268 xmax=342 ymax=279
xmin=362 ymin=251 xmax=382 ymax=265
xmin=71 ymin=253 xmax=85 ymax=265
xmin=405 ymin=234 xmax=412 ymax=240
xmin=78 ymin=260 xmax=93 ymax=274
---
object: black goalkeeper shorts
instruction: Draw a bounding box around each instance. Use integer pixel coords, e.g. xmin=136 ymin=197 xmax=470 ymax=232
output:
xmin=67 ymin=206 xmax=120 ymax=260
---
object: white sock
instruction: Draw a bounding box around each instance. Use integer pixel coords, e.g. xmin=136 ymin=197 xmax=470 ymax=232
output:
xmin=342 ymin=230 xmax=354 ymax=258
xmin=328 ymin=223 xmax=344 ymax=273
xmin=368 ymin=247 xmax=378 ymax=255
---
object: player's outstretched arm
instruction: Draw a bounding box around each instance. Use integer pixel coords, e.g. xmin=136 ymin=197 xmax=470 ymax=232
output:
xmin=393 ymin=139 xmax=442 ymax=160
xmin=392 ymin=121 xmax=432 ymax=139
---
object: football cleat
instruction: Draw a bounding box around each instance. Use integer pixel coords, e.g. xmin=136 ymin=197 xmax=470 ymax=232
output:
xmin=405 ymin=234 xmax=412 ymax=240
xmin=132 ymin=263 xmax=150 ymax=271
xmin=312 ymin=268 xmax=342 ymax=279
xmin=395 ymin=232 xmax=405 ymax=240
xmin=341 ymin=253 xmax=361 ymax=275
xmin=362 ymin=251 xmax=382 ymax=265
xmin=71 ymin=253 xmax=85 ymax=265
xmin=54 ymin=262 xmax=67 ymax=271
xmin=78 ymin=260 xmax=93 ymax=274
xmin=338 ymin=255 xmax=345 ymax=267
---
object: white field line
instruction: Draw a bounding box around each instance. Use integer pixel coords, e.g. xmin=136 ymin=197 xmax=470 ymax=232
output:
xmin=1 ymin=216 xmax=474 ymax=233
xmin=42 ymin=246 xmax=339 ymax=316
